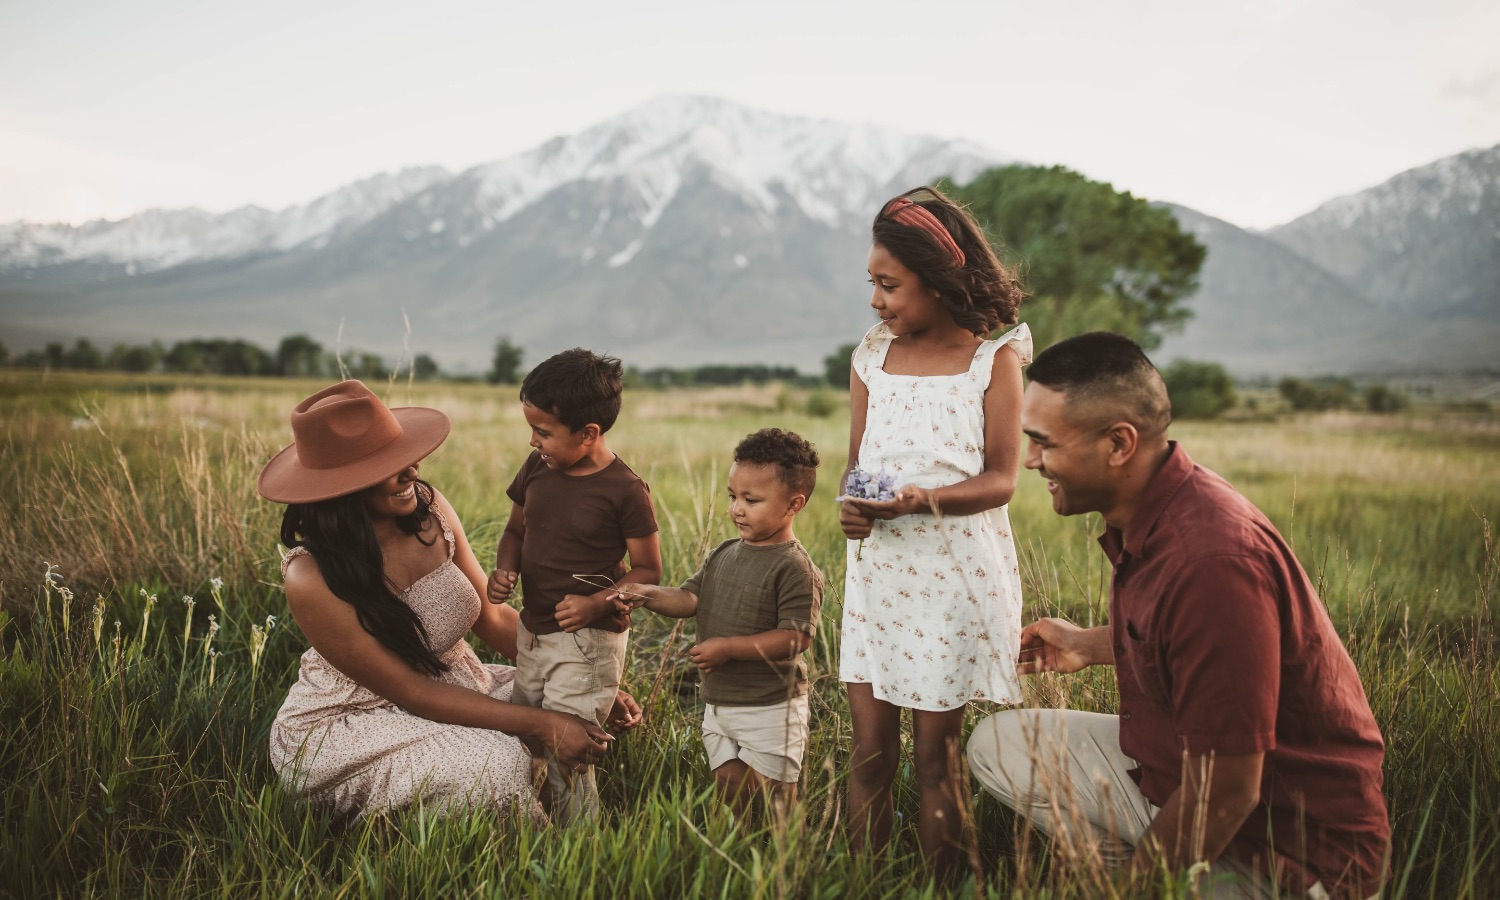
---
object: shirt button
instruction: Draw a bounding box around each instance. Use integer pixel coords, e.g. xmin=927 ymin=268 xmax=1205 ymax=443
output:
xmin=1121 ymin=712 xmax=1132 ymax=720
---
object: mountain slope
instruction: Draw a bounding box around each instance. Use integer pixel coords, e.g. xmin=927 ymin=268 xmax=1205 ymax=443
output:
xmin=2 ymin=97 xmax=1495 ymax=377
xmin=1265 ymin=144 xmax=1500 ymax=320
xmin=1155 ymin=202 xmax=1500 ymax=376
xmin=0 ymin=96 xmax=1009 ymax=371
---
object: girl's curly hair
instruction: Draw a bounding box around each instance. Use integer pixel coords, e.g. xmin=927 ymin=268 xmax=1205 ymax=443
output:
xmin=871 ymin=186 xmax=1025 ymax=336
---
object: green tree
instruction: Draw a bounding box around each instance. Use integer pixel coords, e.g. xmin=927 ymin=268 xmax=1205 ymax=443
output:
xmin=65 ymin=339 xmax=104 ymax=370
xmin=109 ymin=342 xmax=163 ymax=373
xmin=823 ymin=343 xmax=857 ymax=389
xmin=1364 ymin=384 xmax=1409 ymax=413
xmin=412 ymin=354 xmax=441 ymax=380
xmin=276 ymin=334 xmax=325 ymax=377
xmin=1163 ymin=359 xmax=1236 ymax=419
xmin=164 ymin=341 xmax=207 ymax=374
xmin=488 ymin=338 xmax=524 ymax=385
xmin=1277 ymin=377 xmax=1355 ymax=412
xmin=948 ymin=165 xmax=1206 ymax=351
xmin=0 ymin=342 xmax=8 ymax=366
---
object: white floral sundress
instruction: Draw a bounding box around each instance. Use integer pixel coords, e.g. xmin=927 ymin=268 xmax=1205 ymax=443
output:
xmin=839 ymin=321 xmax=1032 ymax=710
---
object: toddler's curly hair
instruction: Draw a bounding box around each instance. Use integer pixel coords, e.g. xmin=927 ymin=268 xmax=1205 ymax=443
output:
xmin=734 ymin=428 xmax=819 ymax=498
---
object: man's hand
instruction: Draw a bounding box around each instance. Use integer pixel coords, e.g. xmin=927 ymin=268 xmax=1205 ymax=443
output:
xmin=486 ymin=569 xmax=518 ymax=604
xmin=555 ymin=592 xmax=611 ymax=632
xmin=1016 ymin=618 xmax=1110 ymax=674
xmin=688 ymin=638 xmax=732 ymax=673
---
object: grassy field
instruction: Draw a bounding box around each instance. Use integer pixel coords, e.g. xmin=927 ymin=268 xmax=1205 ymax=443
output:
xmin=1 ymin=370 xmax=1497 ymax=898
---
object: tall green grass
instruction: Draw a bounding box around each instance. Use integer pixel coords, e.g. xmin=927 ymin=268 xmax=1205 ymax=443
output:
xmin=2 ymin=370 xmax=1497 ymax=897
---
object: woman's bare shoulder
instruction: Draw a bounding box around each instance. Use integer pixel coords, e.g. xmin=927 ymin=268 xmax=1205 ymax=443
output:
xmin=283 ymin=553 xmax=335 ymax=608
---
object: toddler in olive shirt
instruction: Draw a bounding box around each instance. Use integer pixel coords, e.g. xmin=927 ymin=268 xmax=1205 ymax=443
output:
xmin=614 ymin=428 xmax=823 ymax=817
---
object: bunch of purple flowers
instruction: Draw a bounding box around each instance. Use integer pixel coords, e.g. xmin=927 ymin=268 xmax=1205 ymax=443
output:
xmin=839 ymin=465 xmax=897 ymax=560
xmin=839 ymin=466 xmax=897 ymax=503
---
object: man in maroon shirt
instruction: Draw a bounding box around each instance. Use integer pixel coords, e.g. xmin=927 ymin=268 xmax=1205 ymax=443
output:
xmin=968 ymin=332 xmax=1388 ymax=899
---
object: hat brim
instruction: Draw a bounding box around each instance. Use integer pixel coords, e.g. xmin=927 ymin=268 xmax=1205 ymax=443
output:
xmin=257 ymin=407 xmax=451 ymax=504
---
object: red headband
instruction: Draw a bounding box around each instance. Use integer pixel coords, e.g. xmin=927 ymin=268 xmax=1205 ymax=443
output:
xmin=880 ymin=197 xmax=966 ymax=266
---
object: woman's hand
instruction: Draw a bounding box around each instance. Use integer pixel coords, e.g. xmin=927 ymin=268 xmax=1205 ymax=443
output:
xmin=606 ymin=689 xmax=643 ymax=734
xmin=535 ymin=710 xmax=613 ymax=768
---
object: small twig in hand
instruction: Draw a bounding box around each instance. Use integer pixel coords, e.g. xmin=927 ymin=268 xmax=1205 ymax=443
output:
xmin=570 ymin=573 xmax=653 ymax=603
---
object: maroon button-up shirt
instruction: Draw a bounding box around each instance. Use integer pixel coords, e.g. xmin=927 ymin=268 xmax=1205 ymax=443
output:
xmin=1103 ymin=443 xmax=1388 ymax=898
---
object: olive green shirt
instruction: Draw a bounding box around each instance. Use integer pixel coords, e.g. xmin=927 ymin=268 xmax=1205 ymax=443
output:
xmin=682 ymin=538 xmax=823 ymax=706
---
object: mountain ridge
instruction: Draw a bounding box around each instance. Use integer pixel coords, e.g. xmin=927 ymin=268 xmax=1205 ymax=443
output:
xmin=1 ymin=96 xmax=1495 ymax=377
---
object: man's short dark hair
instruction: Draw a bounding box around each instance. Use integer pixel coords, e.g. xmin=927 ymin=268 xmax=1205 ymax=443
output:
xmin=519 ymin=348 xmax=624 ymax=433
xmin=1028 ymin=332 xmax=1172 ymax=436
xmin=734 ymin=428 xmax=819 ymax=497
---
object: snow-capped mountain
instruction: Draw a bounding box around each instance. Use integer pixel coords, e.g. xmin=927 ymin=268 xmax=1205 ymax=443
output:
xmin=1 ymin=96 xmax=1495 ymax=376
xmin=1265 ymin=144 xmax=1500 ymax=320
xmin=0 ymin=96 xmax=1002 ymax=276
xmin=0 ymin=95 xmax=1009 ymax=371
xmin=466 ymin=94 xmax=1003 ymax=234
xmin=0 ymin=166 xmax=451 ymax=273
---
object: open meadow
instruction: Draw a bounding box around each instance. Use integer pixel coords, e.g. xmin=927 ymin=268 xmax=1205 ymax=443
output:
xmin=1 ymin=370 xmax=1497 ymax=898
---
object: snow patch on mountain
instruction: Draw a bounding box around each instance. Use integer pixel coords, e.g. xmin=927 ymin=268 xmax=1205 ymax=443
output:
xmin=470 ymin=95 xmax=1011 ymax=232
xmin=1 ymin=96 xmax=1010 ymax=274
xmin=0 ymin=167 xmax=449 ymax=272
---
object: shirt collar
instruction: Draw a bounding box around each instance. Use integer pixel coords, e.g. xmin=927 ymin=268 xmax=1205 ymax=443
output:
xmin=1097 ymin=441 xmax=1195 ymax=561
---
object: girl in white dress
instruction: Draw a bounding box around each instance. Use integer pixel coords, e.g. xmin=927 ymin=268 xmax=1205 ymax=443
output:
xmin=838 ymin=186 xmax=1030 ymax=881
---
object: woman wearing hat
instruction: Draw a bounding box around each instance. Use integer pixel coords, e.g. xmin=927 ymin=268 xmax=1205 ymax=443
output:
xmin=259 ymin=381 xmax=638 ymax=819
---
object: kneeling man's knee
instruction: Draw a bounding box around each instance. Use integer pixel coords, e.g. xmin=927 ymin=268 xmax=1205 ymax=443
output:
xmin=967 ymin=711 xmax=1046 ymax=809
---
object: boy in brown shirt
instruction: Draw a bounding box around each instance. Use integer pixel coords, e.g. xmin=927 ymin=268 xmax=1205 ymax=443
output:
xmin=487 ymin=348 xmax=661 ymax=825
xmin=615 ymin=428 xmax=824 ymax=818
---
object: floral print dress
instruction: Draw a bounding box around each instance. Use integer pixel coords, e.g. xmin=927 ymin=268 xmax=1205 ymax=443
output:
xmin=839 ymin=321 xmax=1032 ymax=710
xmin=268 ymin=502 xmax=543 ymax=820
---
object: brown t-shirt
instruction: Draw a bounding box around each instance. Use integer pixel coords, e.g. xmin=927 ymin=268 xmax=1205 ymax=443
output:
xmin=506 ymin=451 xmax=657 ymax=635
xmin=1103 ymin=443 xmax=1388 ymax=898
xmin=682 ymin=538 xmax=823 ymax=706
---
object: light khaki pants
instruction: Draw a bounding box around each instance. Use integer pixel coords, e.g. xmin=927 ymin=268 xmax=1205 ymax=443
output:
xmin=512 ymin=620 xmax=626 ymax=826
xmin=967 ymin=709 xmax=1332 ymax=900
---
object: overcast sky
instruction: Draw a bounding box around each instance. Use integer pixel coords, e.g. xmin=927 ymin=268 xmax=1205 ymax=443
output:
xmin=2 ymin=0 xmax=1496 ymax=229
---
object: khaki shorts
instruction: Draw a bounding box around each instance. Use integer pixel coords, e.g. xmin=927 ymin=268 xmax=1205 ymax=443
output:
xmin=702 ymin=693 xmax=811 ymax=784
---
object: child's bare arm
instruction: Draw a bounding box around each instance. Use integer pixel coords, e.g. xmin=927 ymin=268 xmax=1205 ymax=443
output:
xmin=487 ymin=502 xmax=525 ymax=604
xmin=690 ymin=629 xmax=812 ymax=674
xmin=841 ymin=365 xmax=875 ymax=540
xmin=555 ymin=532 xmax=663 ymax=631
xmin=616 ymin=532 xmax=663 ymax=588
xmin=611 ymin=584 xmax=699 ymax=618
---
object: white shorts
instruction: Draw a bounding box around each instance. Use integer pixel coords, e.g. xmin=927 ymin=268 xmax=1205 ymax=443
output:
xmin=702 ymin=693 xmax=811 ymax=784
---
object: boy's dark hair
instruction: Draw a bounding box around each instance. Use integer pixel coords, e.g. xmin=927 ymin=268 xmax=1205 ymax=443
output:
xmin=872 ymin=185 xmax=1026 ymax=337
xmin=734 ymin=428 xmax=819 ymax=498
xmin=519 ymin=348 xmax=624 ymax=433
xmin=1028 ymin=332 xmax=1171 ymax=436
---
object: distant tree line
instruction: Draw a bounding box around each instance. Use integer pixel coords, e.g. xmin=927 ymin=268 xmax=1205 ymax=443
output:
xmin=626 ymin=364 xmax=822 ymax=389
xmin=0 ymin=335 xmax=444 ymax=381
xmin=1278 ymin=377 xmax=1409 ymax=413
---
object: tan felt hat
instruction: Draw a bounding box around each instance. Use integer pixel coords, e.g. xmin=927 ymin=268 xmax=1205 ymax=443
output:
xmin=257 ymin=380 xmax=450 ymax=503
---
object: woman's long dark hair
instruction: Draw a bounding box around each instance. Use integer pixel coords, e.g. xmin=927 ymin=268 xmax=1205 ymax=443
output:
xmin=281 ymin=478 xmax=448 ymax=676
